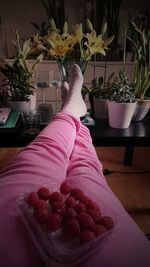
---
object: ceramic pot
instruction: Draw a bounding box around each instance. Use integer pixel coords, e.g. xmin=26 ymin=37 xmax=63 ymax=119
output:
xmin=108 ymin=101 xmax=136 ymax=129
xmin=132 ymin=98 xmax=150 ymax=121
xmin=94 ymin=98 xmax=109 ymax=119
xmin=9 ymin=93 xmax=36 ymax=114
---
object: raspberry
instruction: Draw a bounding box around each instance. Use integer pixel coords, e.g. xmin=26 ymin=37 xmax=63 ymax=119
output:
xmin=60 ymin=181 xmax=72 ymax=195
xmin=63 ymin=208 xmax=77 ymax=221
xmin=70 ymin=188 xmax=84 ymax=201
xmin=46 ymin=213 xmax=61 ymax=232
xmin=89 ymin=224 xmax=106 ymax=237
xmin=52 ymin=202 xmax=66 ymax=215
xmin=74 ymin=203 xmax=86 ymax=214
xmin=34 ymin=199 xmax=49 ymax=211
xmin=37 ymin=187 xmax=50 ymax=200
xmin=99 ymin=216 xmax=114 ymax=230
xmin=65 ymin=196 xmax=76 ymax=208
xmin=79 ymin=230 xmax=95 ymax=244
xmin=86 ymin=199 xmax=99 ymax=211
xmin=63 ymin=219 xmax=80 ymax=238
xmin=49 ymin=192 xmax=63 ymax=204
xmin=34 ymin=209 xmax=49 ymax=225
xmin=80 ymin=195 xmax=90 ymax=206
xmin=78 ymin=212 xmax=95 ymax=230
xmin=87 ymin=209 xmax=101 ymax=223
xmin=26 ymin=192 xmax=39 ymax=207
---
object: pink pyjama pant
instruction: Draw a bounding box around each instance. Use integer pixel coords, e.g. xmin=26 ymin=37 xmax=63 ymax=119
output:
xmin=0 ymin=112 xmax=150 ymax=267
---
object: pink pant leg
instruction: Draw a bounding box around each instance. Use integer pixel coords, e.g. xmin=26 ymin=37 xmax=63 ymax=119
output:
xmin=0 ymin=112 xmax=80 ymax=267
xmin=66 ymin=124 xmax=150 ymax=267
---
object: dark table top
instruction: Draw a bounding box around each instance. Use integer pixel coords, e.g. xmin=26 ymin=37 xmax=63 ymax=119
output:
xmin=89 ymin=114 xmax=150 ymax=146
xmin=0 ymin=113 xmax=150 ymax=148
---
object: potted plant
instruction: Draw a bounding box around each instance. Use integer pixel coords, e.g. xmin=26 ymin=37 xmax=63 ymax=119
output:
xmin=0 ymin=31 xmax=43 ymax=114
xmin=108 ymin=70 xmax=136 ymax=129
xmin=127 ymin=20 xmax=150 ymax=121
xmin=88 ymin=72 xmax=115 ymax=119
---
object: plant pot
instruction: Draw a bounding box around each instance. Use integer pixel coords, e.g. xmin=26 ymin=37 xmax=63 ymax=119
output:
xmin=94 ymin=98 xmax=109 ymax=119
xmin=132 ymin=98 xmax=150 ymax=121
xmin=9 ymin=93 xmax=37 ymax=114
xmin=108 ymin=101 xmax=136 ymax=129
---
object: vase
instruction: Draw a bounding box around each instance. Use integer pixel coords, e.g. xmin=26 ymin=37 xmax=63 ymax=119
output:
xmin=57 ymin=60 xmax=88 ymax=100
xmin=57 ymin=60 xmax=88 ymax=81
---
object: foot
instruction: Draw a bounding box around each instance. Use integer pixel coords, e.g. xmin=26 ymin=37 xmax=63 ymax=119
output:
xmin=61 ymin=64 xmax=87 ymax=119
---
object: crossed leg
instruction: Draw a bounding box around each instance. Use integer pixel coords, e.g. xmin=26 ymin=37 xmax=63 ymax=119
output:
xmin=0 ymin=64 xmax=86 ymax=267
xmin=66 ymin=123 xmax=150 ymax=267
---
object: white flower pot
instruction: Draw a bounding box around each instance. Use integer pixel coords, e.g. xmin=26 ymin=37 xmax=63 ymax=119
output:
xmin=94 ymin=98 xmax=109 ymax=119
xmin=9 ymin=101 xmax=30 ymax=114
xmin=9 ymin=93 xmax=36 ymax=114
xmin=108 ymin=101 xmax=136 ymax=129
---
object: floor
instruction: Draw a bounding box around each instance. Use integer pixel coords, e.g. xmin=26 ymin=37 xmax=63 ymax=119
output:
xmin=0 ymin=146 xmax=150 ymax=234
xmin=96 ymin=147 xmax=150 ymax=234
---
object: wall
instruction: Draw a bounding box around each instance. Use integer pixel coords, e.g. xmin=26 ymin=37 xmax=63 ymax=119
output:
xmin=1 ymin=0 xmax=145 ymax=111
xmin=0 ymin=0 xmax=149 ymax=58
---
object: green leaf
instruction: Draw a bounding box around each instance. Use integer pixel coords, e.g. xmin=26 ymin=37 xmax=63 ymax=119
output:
xmin=22 ymin=39 xmax=31 ymax=58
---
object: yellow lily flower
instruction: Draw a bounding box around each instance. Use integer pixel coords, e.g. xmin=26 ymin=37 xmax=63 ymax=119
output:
xmin=103 ymin=36 xmax=114 ymax=49
xmin=45 ymin=31 xmax=76 ymax=57
xmin=33 ymin=19 xmax=113 ymax=64
xmin=73 ymin=24 xmax=83 ymax=43
xmin=30 ymin=34 xmax=47 ymax=54
xmin=85 ymin=30 xmax=106 ymax=57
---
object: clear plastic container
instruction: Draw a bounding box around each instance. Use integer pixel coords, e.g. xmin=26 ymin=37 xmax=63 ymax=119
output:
xmin=17 ymin=191 xmax=117 ymax=267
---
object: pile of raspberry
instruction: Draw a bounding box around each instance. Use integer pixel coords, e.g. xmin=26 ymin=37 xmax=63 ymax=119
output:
xmin=26 ymin=181 xmax=114 ymax=245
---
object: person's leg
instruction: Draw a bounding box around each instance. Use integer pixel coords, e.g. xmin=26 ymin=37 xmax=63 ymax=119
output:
xmin=65 ymin=124 xmax=150 ymax=267
xmin=0 ymin=64 xmax=86 ymax=267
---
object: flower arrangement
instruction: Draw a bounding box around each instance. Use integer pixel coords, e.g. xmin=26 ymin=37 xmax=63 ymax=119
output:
xmin=31 ymin=19 xmax=114 ymax=82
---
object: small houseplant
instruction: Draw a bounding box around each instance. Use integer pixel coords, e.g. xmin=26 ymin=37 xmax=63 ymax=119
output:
xmin=127 ymin=20 xmax=150 ymax=121
xmin=107 ymin=70 xmax=136 ymax=129
xmin=88 ymin=73 xmax=115 ymax=119
xmin=0 ymin=31 xmax=43 ymax=113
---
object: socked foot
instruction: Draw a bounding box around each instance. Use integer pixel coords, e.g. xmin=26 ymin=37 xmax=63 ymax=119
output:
xmin=61 ymin=64 xmax=87 ymax=119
